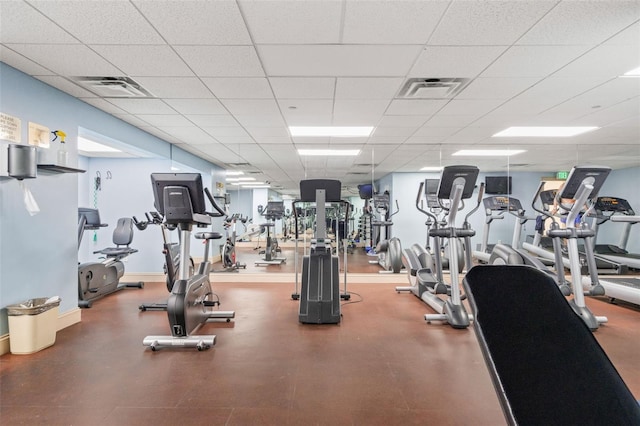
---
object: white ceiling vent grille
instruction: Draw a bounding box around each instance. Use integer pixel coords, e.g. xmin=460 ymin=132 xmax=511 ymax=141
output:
xmin=397 ymin=78 xmax=470 ymax=99
xmin=73 ymin=76 xmax=154 ymax=98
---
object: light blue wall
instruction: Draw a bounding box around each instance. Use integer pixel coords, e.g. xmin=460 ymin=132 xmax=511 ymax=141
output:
xmin=0 ymin=63 xmax=220 ymax=334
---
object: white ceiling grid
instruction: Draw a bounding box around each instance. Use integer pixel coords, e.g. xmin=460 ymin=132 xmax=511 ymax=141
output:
xmin=0 ymin=0 xmax=639 ymax=195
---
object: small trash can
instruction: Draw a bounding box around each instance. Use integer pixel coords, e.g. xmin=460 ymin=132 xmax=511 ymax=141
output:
xmin=7 ymin=297 xmax=61 ymax=354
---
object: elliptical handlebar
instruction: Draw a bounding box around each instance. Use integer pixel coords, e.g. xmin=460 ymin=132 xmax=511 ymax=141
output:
xmin=464 ymin=182 xmax=485 ymax=223
xmin=204 ymin=187 xmax=227 ymax=218
xmin=530 ymin=181 xmax=554 ymax=221
xmin=416 ymin=181 xmax=438 ymax=223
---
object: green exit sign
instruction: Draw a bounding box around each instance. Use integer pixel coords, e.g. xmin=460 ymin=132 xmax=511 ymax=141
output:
xmin=556 ymin=171 xmax=569 ymax=179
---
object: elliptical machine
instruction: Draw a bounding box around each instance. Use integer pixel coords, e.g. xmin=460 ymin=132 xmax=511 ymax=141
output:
xmin=396 ymin=165 xmax=480 ymax=329
xmin=77 ymin=208 xmax=144 ymax=308
xmin=293 ymin=179 xmax=350 ymax=324
xmin=368 ymin=192 xmax=403 ymax=273
xmin=142 ymin=173 xmax=235 ymax=351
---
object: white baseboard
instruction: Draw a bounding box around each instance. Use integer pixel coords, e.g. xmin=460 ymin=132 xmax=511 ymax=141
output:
xmin=0 ymin=308 xmax=83 ymax=356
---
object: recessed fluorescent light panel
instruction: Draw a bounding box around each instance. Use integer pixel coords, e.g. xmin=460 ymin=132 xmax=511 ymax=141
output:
xmin=289 ymin=126 xmax=374 ymax=137
xmin=453 ymin=149 xmax=526 ymax=157
xmin=298 ymin=149 xmax=360 ymax=156
xmin=420 ymin=166 xmax=444 ymax=172
xmin=77 ymin=137 xmax=122 ymax=153
xmin=623 ymin=66 xmax=640 ymax=76
xmin=226 ymin=177 xmax=255 ymax=182
xmin=492 ymin=126 xmax=598 ymax=137
xmin=226 ymin=171 xmax=244 ymax=176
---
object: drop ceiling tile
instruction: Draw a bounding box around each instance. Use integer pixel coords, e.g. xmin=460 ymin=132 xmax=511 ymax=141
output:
xmin=258 ymin=45 xmax=422 ymax=77
xmin=423 ymin=115 xmax=479 ymax=127
xmin=91 ymin=45 xmax=193 ymax=77
xmin=515 ymin=77 xmax=610 ymax=103
xmin=481 ymin=45 xmax=591 ymax=78
xmin=234 ymin=115 xmax=286 ymax=127
xmin=575 ymin=99 xmax=640 ymax=127
xmin=367 ymin=136 xmax=409 ymax=144
xmin=133 ymin=0 xmax=250 ymax=45
xmin=375 ymin=115 xmax=428 ymax=128
xmin=278 ymin=99 xmax=334 ymax=119
xmin=0 ymin=46 xmax=55 ymax=75
xmin=129 ymin=77 xmax=212 ymax=99
xmin=202 ymin=77 xmax=273 ymax=99
xmin=245 ymin=127 xmax=290 ymax=138
xmin=213 ymin=136 xmax=256 ymax=144
xmin=334 ymin=100 xmax=389 ymax=120
xmin=604 ymin=21 xmax=640 ymax=47
xmin=113 ymin=114 xmax=152 ymax=128
xmin=252 ymin=137 xmax=293 ymax=144
xmin=372 ymin=127 xmax=417 ymax=137
xmin=239 ymin=0 xmax=342 ymax=43
xmin=409 ymin=46 xmax=507 ymax=78
xmin=4 ymin=44 xmax=121 ymax=76
xmin=428 ymin=0 xmax=556 ymax=45
xmin=269 ymin=77 xmax=335 ymax=99
xmin=343 ymin=0 xmax=448 ymax=44
xmin=30 ymin=0 xmax=163 ymax=44
xmin=221 ymin=99 xmax=281 ymax=116
xmin=335 ymin=78 xmax=403 ymax=99
xmin=135 ymin=114 xmax=193 ymax=127
xmin=0 ymin=1 xmax=78 ymax=44
xmin=186 ymin=115 xmax=239 ymax=127
xmin=553 ymin=44 xmax=640 ymax=79
xmin=35 ymin=76 xmax=96 ymax=98
xmin=164 ymin=99 xmax=227 ymax=115
xmin=413 ymin=127 xmax=461 ymax=138
xmin=203 ymin=127 xmax=251 ymax=138
xmin=157 ymin=127 xmax=218 ymax=144
xmin=386 ymin=99 xmax=447 ymax=116
xmin=175 ymin=46 xmax=264 ymax=77
xmin=107 ymin=98 xmax=176 ymax=114
xmin=437 ymin=99 xmax=503 ymax=116
xmin=404 ymin=135 xmax=447 ymax=144
xmin=79 ymin=98 xmax=128 ymax=115
xmin=457 ymin=77 xmax=540 ymax=100
xmin=517 ymin=1 xmax=640 ymax=45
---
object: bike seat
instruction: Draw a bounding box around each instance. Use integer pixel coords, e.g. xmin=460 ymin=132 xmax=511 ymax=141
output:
xmin=194 ymin=232 xmax=223 ymax=240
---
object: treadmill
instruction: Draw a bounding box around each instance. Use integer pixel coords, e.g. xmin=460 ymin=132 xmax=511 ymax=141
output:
xmin=592 ymin=196 xmax=640 ymax=270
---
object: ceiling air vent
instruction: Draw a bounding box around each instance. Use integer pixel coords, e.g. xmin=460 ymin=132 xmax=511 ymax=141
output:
xmin=73 ymin=76 xmax=154 ymax=98
xmin=397 ymin=78 xmax=470 ymax=99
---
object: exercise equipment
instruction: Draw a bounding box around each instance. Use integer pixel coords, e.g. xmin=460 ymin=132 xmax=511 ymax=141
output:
xmin=368 ymin=192 xmax=403 ymax=273
xmin=77 ymin=208 xmax=143 ymax=308
xmin=133 ymin=212 xmax=194 ymax=312
xmin=396 ymin=165 xmax=479 ymax=329
xmin=531 ymin=166 xmax=610 ymax=330
xmin=142 ymin=173 xmax=234 ymax=351
xmin=592 ymin=196 xmax=640 ymax=269
xmin=586 ymin=197 xmax=640 ymax=306
xmin=293 ymin=179 xmax=350 ymax=324
xmin=472 ymin=195 xmax=522 ymax=264
xmin=464 ymin=265 xmax=640 ymax=425
xmin=255 ymin=201 xmax=286 ymax=266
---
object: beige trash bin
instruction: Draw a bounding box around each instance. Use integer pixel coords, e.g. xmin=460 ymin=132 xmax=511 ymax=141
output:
xmin=7 ymin=297 xmax=61 ymax=354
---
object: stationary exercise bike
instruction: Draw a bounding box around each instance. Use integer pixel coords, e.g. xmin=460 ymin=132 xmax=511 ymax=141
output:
xmin=77 ymin=208 xmax=144 ymax=308
xmin=142 ymin=173 xmax=235 ymax=351
xmin=368 ymin=192 xmax=403 ymax=273
xmin=255 ymin=201 xmax=286 ymax=266
xmin=218 ymin=212 xmax=247 ymax=272
xmin=133 ymin=211 xmax=194 ymax=311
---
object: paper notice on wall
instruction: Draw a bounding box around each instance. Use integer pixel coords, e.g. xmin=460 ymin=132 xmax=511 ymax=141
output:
xmin=0 ymin=112 xmax=21 ymax=143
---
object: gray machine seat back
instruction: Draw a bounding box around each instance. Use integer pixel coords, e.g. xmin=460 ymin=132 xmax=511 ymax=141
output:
xmin=112 ymin=217 xmax=135 ymax=246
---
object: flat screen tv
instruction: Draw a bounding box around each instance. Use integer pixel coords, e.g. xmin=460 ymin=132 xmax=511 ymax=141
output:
xmin=485 ymin=176 xmax=512 ymax=195
xmin=151 ymin=172 xmax=206 ymax=216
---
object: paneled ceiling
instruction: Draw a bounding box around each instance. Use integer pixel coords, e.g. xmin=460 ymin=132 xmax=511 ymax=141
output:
xmin=1 ymin=0 xmax=639 ymax=195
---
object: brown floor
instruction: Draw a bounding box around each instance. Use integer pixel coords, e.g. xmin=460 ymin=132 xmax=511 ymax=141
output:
xmin=1 ymin=248 xmax=639 ymax=425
